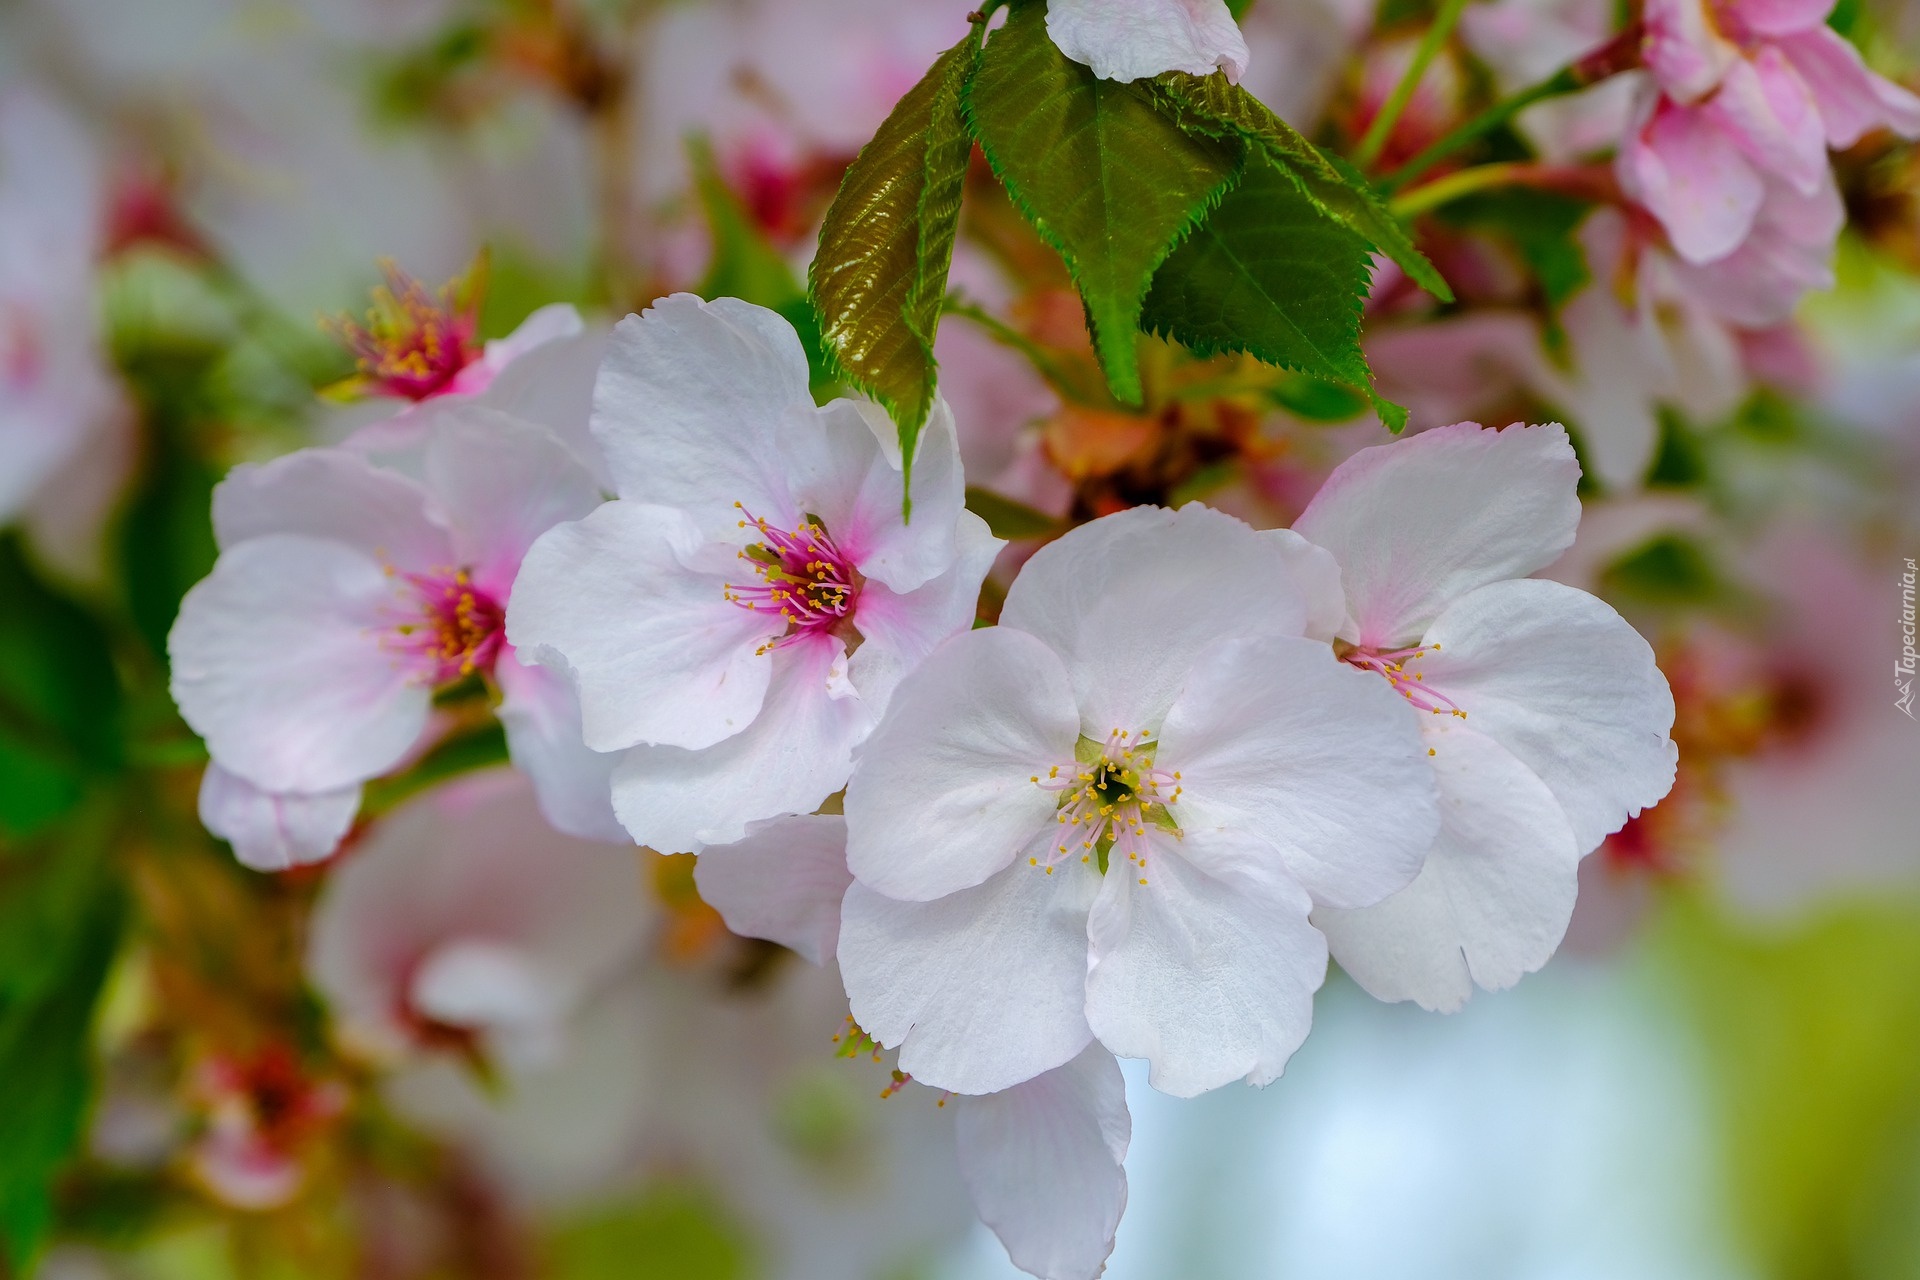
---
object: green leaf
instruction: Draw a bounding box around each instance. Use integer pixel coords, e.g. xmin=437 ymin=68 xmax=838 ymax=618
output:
xmin=1151 ymin=72 xmax=1453 ymax=303
xmin=810 ymin=27 xmax=979 ymax=471
xmin=0 ymin=804 xmax=126 ymax=1273
xmin=118 ymin=411 xmax=220 ymax=663
xmin=0 ymin=537 xmax=123 ymax=836
xmin=965 ymin=2 xmax=1244 ymax=404
xmin=690 ymin=137 xmax=835 ymax=397
xmin=1268 ymin=374 xmax=1371 ymax=422
xmin=1142 ymin=157 xmax=1406 ymax=430
xmin=965 ymin=486 xmax=1068 ymax=540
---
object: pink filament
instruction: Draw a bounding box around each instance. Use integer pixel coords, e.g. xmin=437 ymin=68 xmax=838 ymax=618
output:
xmin=386 ymin=568 xmax=504 ymax=684
xmin=1344 ymin=644 xmax=1466 ymax=718
xmin=724 ymin=506 xmax=859 ymax=651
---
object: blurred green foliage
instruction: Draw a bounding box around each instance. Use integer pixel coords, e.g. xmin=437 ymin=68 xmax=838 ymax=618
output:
xmin=547 ymin=1183 xmax=752 ymax=1280
xmin=1658 ymin=893 xmax=1920 ymax=1280
xmin=1435 ymin=188 xmax=1593 ymax=313
xmin=0 ymin=538 xmax=123 ymax=835
xmin=0 ymin=803 xmax=128 ymax=1274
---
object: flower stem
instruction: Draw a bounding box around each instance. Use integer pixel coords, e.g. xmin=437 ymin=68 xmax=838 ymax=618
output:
xmin=1378 ymin=21 xmax=1645 ymax=194
xmin=1388 ymin=161 xmax=1532 ymax=218
xmin=1354 ymin=0 xmax=1473 ymax=171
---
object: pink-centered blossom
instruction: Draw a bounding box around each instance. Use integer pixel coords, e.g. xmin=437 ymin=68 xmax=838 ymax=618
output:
xmin=325 ymin=259 xmax=602 ymax=480
xmin=170 ymin=405 xmax=621 ymax=870
xmin=0 ymin=89 xmax=126 ymax=531
xmin=307 ymin=771 xmax=648 ymax=1075
xmin=506 ymin=294 xmax=1001 ymax=854
xmin=1621 ymin=0 xmax=1920 ymax=268
xmin=184 ymin=1044 xmax=346 ymax=1212
xmin=1297 ymin=422 xmax=1678 ymax=1012
xmin=358 ymin=792 xmax=974 ymax=1256
xmin=836 ymin=504 xmax=1439 ymax=1099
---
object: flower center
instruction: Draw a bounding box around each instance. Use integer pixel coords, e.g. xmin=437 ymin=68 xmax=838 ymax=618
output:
xmin=388 ymin=568 xmax=504 ymax=685
xmin=1341 ymin=642 xmax=1467 ymax=720
xmin=1029 ymin=728 xmax=1182 ymax=884
xmin=329 ymin=260 xmax=481 ymax=401
xmin=724 ymin=504 xmax=862 ymax=655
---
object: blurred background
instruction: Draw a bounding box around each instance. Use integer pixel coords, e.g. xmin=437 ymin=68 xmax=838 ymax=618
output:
xmin=2 ymin=0 xmax=1919 ymax=1277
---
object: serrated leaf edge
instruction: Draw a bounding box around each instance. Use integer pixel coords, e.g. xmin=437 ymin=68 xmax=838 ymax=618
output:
xmin=961 ymin=11 xmax=1246 ymax=405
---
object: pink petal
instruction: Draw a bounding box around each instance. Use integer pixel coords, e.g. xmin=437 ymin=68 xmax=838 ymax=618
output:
xmin=1641 ymin=0 xmax=1739 ymax=101
xmin=1778 ymin=26 xmax=1920 ymax=147
xmin=1701 ymin=49 xmax=1829 ymax=195
xmin=1732 ymin=0 xmax=1836 ymax=37
xmin=1669 ymin=173 xmax=1843 ymax=326
xmin=1621 ymin=97 xmax=1765 ymax=264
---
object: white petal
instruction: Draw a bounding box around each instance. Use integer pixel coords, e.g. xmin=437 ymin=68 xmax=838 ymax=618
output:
xmin=1293 ymin=421 xmax=1582 ymax=647
xmin=608 ymin=636 xmax=869 ymax=852
xmin=197 ymin=764 xmax=359 ymax=873
xmin=493 ymin=650 xmax=626 ymax=843
xmin=410 ymin=939 xmax=563 ymax=1039
xmin=590 ymin=294 xmax=814 ymax=536
xmin=788 ymin=397 xmax=966 ymax=594
xmin=693 ymin=813 xmax=852 ymax=966
xmin=847 ymin=509 xmax=1004 ymax=717
xmin=1084 ymin=834 xmax=1325 ymax=1097
xmin=423 ymin=408 xmax=603 ymax=591
xmin=845 ymin=626 xmax=1079 ymax=902
xmin=1000 ymin=504 xmax=1319 ymax=733
xmin=169 ymin=535 xmax=430 ymax=793
xmin=481 ymin=302 xmax=582 ymax=372
xmin=955 ymin=1044 xmax=1130 ymax=1280
xmin=506 ymin=500 xmax=776 ymax=752
xmin=1315 ymin=720 xmax=1581 ymax=1012
xmin=476 ymin=321 xmax=613 ymax=490
xmin=1045 ymin=0 xmax=1251 ymax=84
xmin=210 ymin=447 xmax=450 ymax=567
xmin=1269 ymin=526 xmax=1351 ymax=642
xmin=1157 ymin=635 xmax=1439 ymax=910
xmin=1419 ymin=578 xmax=1677 ymax=852
xmin=839 ymin=863 xmax=1098 ymax=1096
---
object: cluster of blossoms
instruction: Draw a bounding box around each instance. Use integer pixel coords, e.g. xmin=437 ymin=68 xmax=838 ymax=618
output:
xmin=11 ymin=0 xmax=1919 ymax=1274
xmin=168 ymin=276 xmax=1677 ymax=1273
xmin=1624 ymin=0 xmax=1920 ymax=323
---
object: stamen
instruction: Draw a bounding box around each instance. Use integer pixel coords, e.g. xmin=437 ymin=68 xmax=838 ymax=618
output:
xmin=325 ymin=257 xmax=484 ymax=401
xmin=1343 ymin=644 xmax=1467 ymax=718
xmin=1030 ymin=728 xmax=1181 ymax=880
xmin=383 ymin=567 xmax=504 ymax=684
xmin=724 ymin=503 xmax=861 ymax=653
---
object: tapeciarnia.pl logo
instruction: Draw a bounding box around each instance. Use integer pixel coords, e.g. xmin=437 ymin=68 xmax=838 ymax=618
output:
xmin=1900 ymin=557 xmax=1917 ymax=719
